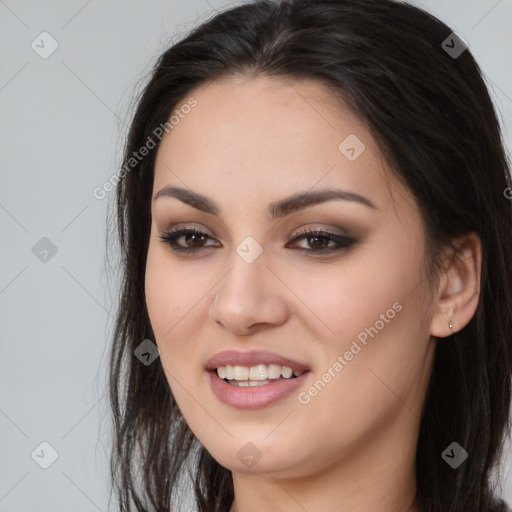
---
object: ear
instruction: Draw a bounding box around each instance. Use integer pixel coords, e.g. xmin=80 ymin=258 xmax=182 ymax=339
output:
xmin=430 ymin=232 xmax=482 ymax=338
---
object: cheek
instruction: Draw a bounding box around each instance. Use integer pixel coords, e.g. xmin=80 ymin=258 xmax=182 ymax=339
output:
xmin=290 ymin=236 xmax=428 ymax=405
xmin=145 ymin=244 xmax=185 ymax=367
xmin=286 ymin=241 xmax=422 ymax=344
xmin=312 ymin=259 xmax=428 ymax=407
xmin=145 ymin=248 xmax=171 ymax=334
xmin=145 ymin=241 xmax=190 ymax=335
xmin=144 ymin=246 xmax=209 ymax=432
xmin=144 ymin=241 xmax=207 ymax=381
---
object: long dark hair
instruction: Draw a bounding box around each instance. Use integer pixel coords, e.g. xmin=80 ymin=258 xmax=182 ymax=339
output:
xmin=106 ymin=0 xmax=512 ymax=510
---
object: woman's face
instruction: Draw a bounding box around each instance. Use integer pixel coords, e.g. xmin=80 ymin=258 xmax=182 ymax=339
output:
xmin=145 ymin=75 xmax=437 ymax=478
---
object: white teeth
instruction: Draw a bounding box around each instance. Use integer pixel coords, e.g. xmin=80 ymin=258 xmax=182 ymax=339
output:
xmin=225 ymin=365 xmax=234 ymax=380
xmin=215 ymin=363 xmax=305 ymax=381
xmin=228 ymin=379 xmax=272 ymax=387
xmin=249 ymin=364 xmax=269 ymax=380
xmin=281 ymin=366 xmax=293 ymax=378
xmin=249 ymin=379 xmax=270 ymax=386
xmin=266 ymin=364 xmax=282 ymax=379
xmin=233 ymin=365 xmax=249 ymax=380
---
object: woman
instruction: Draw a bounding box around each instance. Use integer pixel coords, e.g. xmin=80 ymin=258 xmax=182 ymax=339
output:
xmin=106 ymin=0 xmax=512 ymax=511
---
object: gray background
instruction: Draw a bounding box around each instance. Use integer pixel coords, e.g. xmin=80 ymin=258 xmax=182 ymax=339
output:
xmin=1 ymin=0 xmax=511 ymax=510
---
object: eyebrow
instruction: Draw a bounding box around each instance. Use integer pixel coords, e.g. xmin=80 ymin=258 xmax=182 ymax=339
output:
xmin=153 ymin=185 xmax=377 ymax=219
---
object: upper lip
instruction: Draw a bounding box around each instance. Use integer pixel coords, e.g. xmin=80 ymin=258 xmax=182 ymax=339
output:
xmin=205 ymin=349 xmax=310 ymax=373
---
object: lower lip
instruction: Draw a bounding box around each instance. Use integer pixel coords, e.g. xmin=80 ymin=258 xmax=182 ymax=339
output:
xmin=208 ymin=370 xmax=310 ymax=409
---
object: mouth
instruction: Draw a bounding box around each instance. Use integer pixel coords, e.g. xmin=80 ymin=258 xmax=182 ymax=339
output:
xmin=211 ymin=364 xmax=307 ymax=386
xmin=205 ymin=349 xmax=311 ymax=408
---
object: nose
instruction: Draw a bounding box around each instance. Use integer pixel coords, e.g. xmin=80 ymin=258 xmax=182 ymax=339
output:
xmin=209 ymin=255 xmax=289 ymax=335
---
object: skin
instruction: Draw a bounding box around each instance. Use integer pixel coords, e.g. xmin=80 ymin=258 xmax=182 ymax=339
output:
xmin=144 ymin=74 xmax=481 ymax=512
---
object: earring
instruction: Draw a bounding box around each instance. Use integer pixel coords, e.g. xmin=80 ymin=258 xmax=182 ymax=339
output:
xmin=449 ymin=321 xmax=453 ymax=330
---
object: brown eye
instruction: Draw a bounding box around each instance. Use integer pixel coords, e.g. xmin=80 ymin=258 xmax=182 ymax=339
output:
xmin=159 ymin=227 xmax=218 ymax=254
xmin=158 ymin=226 xmax=356 ymax=256
xmin=287 ymin=228 xmax=356 ymax=255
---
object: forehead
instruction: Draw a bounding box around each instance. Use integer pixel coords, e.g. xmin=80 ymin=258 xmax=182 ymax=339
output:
xmin=152 ymin=74 xmax=403 ymax=214
xmin=157 ymin=73 xmax=369 ymax=157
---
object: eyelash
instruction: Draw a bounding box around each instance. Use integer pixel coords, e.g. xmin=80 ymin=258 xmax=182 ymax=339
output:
xmin=158 ymin=226 xmax=356 ymax=256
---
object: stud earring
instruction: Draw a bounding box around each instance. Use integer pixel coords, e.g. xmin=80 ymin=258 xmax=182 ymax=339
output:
xmin=449 ymin=321 xmax=453 ymax=330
